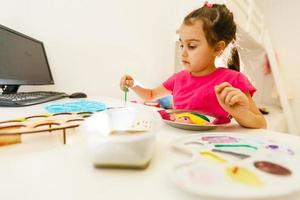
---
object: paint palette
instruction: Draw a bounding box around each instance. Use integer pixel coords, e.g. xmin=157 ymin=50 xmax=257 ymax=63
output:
xmin=158 ymin=110 xmax=228 ymax=131
xmin=170 ymin=133 xmax=300 ymax=199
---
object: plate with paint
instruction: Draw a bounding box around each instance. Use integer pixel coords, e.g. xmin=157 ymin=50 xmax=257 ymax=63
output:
xmin=170 ymin=133 xmax=300 ymax=199
xmin=157 ymin=110 xmax=228 ymax=131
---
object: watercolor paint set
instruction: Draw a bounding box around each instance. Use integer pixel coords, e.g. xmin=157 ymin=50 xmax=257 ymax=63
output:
xmin=170 ymin=133 xmax=300 ymax=199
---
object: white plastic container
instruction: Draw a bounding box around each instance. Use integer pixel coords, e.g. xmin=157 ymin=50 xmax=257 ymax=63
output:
xmin=81 ymin=106 xmax=160 ymax=169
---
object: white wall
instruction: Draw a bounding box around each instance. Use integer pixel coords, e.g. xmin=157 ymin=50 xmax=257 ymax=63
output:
xmin=0 ymin=0 xmax=204 ymax=99
xmin=255 ymin=0 xmax=300 ymax=132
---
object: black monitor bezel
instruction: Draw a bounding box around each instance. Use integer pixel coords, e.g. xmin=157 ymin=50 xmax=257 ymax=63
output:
xmin=0 ymin=24 xmax=54 ymax=86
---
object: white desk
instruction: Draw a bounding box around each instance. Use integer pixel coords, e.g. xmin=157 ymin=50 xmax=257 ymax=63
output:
xmin=1 ymin=97 xmax=300 ymax=200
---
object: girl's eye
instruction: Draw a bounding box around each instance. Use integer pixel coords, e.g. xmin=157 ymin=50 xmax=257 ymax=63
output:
xmin=179 ymin=43 xmax=197 ymax=50
xmin=188 ymin=45 xmax=197 ymax=50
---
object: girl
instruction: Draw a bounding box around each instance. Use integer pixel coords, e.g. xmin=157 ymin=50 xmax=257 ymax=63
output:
xmin=120 ymin=3 xmax=266 ymax=129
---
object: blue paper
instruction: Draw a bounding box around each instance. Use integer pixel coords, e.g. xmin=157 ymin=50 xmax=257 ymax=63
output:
xmin=45 ymin=100 xmax=107 ymax=113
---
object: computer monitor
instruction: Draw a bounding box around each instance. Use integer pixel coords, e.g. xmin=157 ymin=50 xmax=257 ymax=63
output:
xmin=0 ymin=24 xmax=54 ymax=94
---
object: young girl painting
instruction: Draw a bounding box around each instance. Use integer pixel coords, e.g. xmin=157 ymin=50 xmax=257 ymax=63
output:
xmin=120 ymin=2 xmax=266 ymax=129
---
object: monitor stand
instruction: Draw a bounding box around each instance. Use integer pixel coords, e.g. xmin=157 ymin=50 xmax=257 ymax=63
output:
xmin=1 ymin=85 xmax=20 ymax=94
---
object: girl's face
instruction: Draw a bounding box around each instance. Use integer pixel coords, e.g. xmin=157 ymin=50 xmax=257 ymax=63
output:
xmin=179 ymin=20 xmax=219 ymax=76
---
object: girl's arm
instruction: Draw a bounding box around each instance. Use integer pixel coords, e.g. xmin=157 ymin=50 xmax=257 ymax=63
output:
xmin=215 ymin=82 xmax=267 ymax=129
xmin=120 ymin=75 xmax=171 ymax=101
xmin=131 ymin=85 xmax=171 ymax=101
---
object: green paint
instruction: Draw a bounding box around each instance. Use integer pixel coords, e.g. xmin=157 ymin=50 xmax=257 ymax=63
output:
xmin=124 ymin=66 xmax=129 ymax=105
xmin=124 ymin=87 xmax=128 ymax=104
xmin=214 ymin=144 xmax=258 ymax=150
xmin=191 ymin=112 xmax=210 ymax=122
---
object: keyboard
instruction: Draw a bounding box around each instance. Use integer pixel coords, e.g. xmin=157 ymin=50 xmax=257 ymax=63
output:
xmin=0 ymin=91 xmax=69 ymax=107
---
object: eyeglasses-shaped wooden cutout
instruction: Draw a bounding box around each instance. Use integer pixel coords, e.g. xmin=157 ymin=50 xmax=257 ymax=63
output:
xmin=0 ymin=112 xmax=93 ymax=145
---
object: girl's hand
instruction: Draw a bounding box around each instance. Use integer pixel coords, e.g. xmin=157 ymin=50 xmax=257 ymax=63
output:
xmin=215 ymin=82 xmax=249 ymax=116
xmin=120 ymin=75 xmax=134 ymax=91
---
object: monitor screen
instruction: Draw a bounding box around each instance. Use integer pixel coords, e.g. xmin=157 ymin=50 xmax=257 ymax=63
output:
xmin=0 ymin=24 xmax=54 ymax=92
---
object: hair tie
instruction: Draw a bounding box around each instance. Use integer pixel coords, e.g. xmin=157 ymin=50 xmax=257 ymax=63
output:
xmin=204 ymin=1 xmax=213 ymax=8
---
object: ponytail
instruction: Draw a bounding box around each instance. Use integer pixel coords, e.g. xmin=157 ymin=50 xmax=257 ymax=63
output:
xmin=228 ymin=47 xmax=240 ymax=71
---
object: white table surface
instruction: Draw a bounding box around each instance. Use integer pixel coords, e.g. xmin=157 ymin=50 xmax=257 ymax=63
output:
xmin=1 ymin=97 xmax=300 ymax=200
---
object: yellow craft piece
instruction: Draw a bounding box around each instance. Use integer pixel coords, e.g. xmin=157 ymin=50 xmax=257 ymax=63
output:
xmin=175 ymin=112 xmax=209 ymax=125
xmin=199 ymin=151 xmax=227 ymax=163
xmin=16 ymin=118 xmax=26 ymax=122
xmin=226 ymin=166 xmax=263 ymax=187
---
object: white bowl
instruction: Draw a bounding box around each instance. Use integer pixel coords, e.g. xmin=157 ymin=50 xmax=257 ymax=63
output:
xmin=107 ymin=106 xmax=136 ymax=131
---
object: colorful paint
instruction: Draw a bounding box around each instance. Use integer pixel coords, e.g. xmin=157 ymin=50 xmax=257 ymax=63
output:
xmin=226 ymin=166 xmax=263 ymax=187
xmin=266 ymin=144 xmax=295 ymax=155
xmin=201 ymin=136 xmax=238 ymax=143
xmin=157 ymin=110 xmax=223 ymax=131
xmin=212 ymin=149 xmax=250 ymax=159
xmin=214 ymin=144 xmax=258 ymax=150
xmin=199 ymin=151 xmax=227 ymax=163
xmin=184 ymin=141 xmax=204 ymax=146
xmin=254 ymin=161 xmax=292 ymax=176
xmin=174 ymin=112 xmax=209 ymax=125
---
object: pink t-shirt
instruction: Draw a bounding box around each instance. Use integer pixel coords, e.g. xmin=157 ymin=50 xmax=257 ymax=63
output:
xmin=163 ymin=68 xmax=256 ymax=124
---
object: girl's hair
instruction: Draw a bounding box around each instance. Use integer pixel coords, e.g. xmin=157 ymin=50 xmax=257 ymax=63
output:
xmin=183 ymin=3 xmax=240 ymax=71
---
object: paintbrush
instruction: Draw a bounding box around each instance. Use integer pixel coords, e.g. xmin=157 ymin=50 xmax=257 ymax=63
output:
xmin=124 ymin=87 xmax=128 ymax=106
xmin=124 ymin=74 xmax=129 ymax=107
